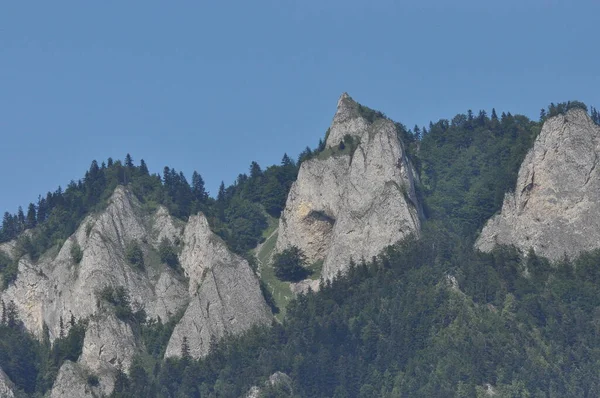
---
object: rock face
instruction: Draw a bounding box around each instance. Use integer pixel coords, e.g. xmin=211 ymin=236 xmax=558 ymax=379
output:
xmin=277 ymin=93 xmax=422 ymax=280
xmin=476 ymin=109 xmax=600 ymax=260
xmin=164 ymin=215 xmax=272 ymax=359
xmin=50 ymin=361 xmax=98 ymax=398
xmin=1 ymin=185 xmax=271 ymax=394
xmin=1 ymin=186 xmax=189 ymax=342
xmin=0 ymin=367 xmax=15 ymax=398
xmin=243 ymin=371 xmax=293 ymax=398
xmin=79 ymin=313 xmax=137 ymax=393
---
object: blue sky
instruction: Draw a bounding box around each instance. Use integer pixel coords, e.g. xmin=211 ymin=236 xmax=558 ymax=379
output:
xmin=1 ymin=0 xmax=598 ymax=214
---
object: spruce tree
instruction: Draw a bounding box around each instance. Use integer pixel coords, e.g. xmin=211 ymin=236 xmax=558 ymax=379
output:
xmin=26 ymin=203 xmax=36 ymax=229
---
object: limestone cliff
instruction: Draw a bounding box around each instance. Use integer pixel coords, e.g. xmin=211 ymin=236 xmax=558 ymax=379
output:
xmin=476 ymin=109 xmax=600 ymax=260
xmin=0 ymin=185 xmax=271 ymax=395
xmin=50 ymin=361 xmax=99 ymax=398
xmin=276 ymin=93 xmax=422 ymax=280
xmin=164 ymin=214 xmax=272 ymax=359
xmin=0 ymin=367 xmax=15 ymax=398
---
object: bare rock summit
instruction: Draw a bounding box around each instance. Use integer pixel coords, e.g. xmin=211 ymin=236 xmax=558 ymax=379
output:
xmin=276 ymin=93 xmax=422 ymax=280
xmin=476 ymin=109 xmax=600 ymax=260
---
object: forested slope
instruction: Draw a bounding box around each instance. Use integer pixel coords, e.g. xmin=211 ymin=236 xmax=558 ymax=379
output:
xmin=2 ymin=101 xmax=600 ymax=397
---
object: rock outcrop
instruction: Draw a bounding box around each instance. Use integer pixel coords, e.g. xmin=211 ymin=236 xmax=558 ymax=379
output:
xmin=164 ymin=214 xmax=272 ymax=359
xmin=276 ymin=93 xmax=422 ymax=280
xmin=243 ymin=371 xmax=293 ymax=398
xmin=0 ymin=367 xmax=15 ymax=398
xmin=50 ymin=361 xmax=98 ymax=398
xmin=476 ymin=109 xmax=600 ymax=260
xmin=1 ymin=186 xmax=189 ymax=341
xmin=1 ymin=185 xmax=271 ymax=394
xmin=289 ymin=279 xmax=320 ymax=295
xmin=79 ymin=313 xmax=137 ymax=391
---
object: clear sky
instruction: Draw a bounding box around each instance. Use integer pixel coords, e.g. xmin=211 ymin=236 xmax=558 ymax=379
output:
xmin=1 ymin=0 xmax=598 ymax=215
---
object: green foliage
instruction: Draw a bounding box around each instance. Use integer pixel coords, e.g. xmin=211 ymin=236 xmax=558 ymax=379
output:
xmin=357 ymin=103 xmax=386 ymax=124
xmin=70 ymin=241 xmax=83 ymax=264
xmin=125 ymin=240 xmax=144 ymax=269
xmin=591 ymin=106 xmax=600 ymax=126
xmin=0 ymin=150 xmax=300 ymax=272
xmin=273 ymin=246 xmax=310 ymax=282
xmin=223 ymin=198 xmax=268 ymax=253
xmin=0 ymin=252 xmax=17 ymax=288
xmin=419 ymin=109 xmax=540 ymax=237
xmin=158 ymin=238 xmax=179 ymax=269
xmin=87 ymin=374 xmax=100 ymax=387
xmin=544 ymin=100 xmax=588 ymax=119
xmin=109 ymin=224 xmax=600 ymax=397
xmin=259 ymin=279 xmax=280 ymax=315
xmin=49 ymin=317 xmax=86 ymax=372
xmin=0 ymin=305 xmax=86 ymax=395
xmin=140 ymin=310 xmax=185 ymax=359
xmin=7 ymin=102 xmax=600 ymax=397
xmin=97 ymin=286 xmax=143 ymax=323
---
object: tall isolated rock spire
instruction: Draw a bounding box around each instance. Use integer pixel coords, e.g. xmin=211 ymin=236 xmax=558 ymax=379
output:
xmin=276 ymin=93 xmax=423 ymax=280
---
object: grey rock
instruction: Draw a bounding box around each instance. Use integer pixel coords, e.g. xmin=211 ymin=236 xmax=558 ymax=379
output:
xmin=476 ymin=109 xmax=600 ymax=260
xmin=0 ymin=240 xmax=16 ymax=258
xmin=79 ymin=313 xmax=137 ymax=394
xmin=268 ymin=371 xmax=292 ymax=388
xmin=0 ymin=367 xmax=15 ymax=398
xmin=325 ymin=92 xmax=371 ymax=149
xmin=165 ymin=214 xmax=272 ymax=359
xmin=1 ymin=186 xmax=188 ymax=341
xmin=245 ymin=386 xmax=261 ymax=398
xmin=289 ymin=278 xmax=320 ymax=295
xmin=242 ymin=372 xmax=293 ymax=398
xmin=277 ymin=93 xmax=422 ymax=280
xmin=2 ymin=186 xmax=271 ymax=394
xmin=50 ymin=361 xmax=98 ymax=398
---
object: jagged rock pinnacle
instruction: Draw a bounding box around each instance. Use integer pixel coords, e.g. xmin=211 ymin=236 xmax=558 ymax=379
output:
xmin=277 ymin=94 xmax=422 ymax=280
xmin=476 ymin=109 xmax=600 ymax=260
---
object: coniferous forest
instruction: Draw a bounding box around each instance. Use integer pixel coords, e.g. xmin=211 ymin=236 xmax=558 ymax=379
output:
xmin=2 ymin=102 xmax=600 ymax=397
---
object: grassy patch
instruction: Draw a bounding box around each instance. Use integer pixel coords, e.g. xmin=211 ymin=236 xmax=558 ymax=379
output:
xmin=307 ymin=260 xmax=324 ymax=281
xmin=261 ymin=214 xmax=279 ymax=240
xmin=315 ymin=136 xmax=360 ymax=161
xmin=256 ymin=232 xmax=292 ymax=321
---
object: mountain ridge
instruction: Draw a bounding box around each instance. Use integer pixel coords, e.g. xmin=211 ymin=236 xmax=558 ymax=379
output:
xmin=1 ymin=96 xmax=600 ymax=397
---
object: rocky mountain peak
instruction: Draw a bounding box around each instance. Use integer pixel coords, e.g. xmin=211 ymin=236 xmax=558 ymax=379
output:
xmin=476 ymin=108 xmax=600 ymax=259
xmin=277 ymin=94 xmax=422 ymax=280
xmin=0 ymin=184 xmax=272 ymax=395
xmin=325 ymin=92 xmax=372 ymax=149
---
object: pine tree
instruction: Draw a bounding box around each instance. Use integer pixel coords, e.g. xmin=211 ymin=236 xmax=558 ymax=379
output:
xmin=125 ymin=153 xmax=134 ymax=168
xmin=491 ymin=108 xmax=498 ymax=121
xmin=26 ymin=203 xmax=36 ymax=229
xmin=249 ymin=161 xmax=263 ymax=179
xmin=217 ymin=181 xmax=226 ymax=202
xmin=139 ymin=159 xmax=149 ymax=175
xmin=17 ymin=206 xmax=25 ymax=231
xmin=1 ymin=300 xmax=6 ymax=325
xmin=36 ymin=196 xmax=47 ymax=224
xmin=191 ymin=171 xmax=207 ymax=202
xmin=181 ymin=336 xmax=191 ymax=362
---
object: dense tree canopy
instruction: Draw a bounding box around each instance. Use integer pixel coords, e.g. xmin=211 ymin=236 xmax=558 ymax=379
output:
xmin=273 ymin=246 xmax=310 ymax=282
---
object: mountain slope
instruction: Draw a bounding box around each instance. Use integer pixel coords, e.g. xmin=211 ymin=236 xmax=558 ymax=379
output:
xmin=0 ymin=185 xmax=271 ymax=395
